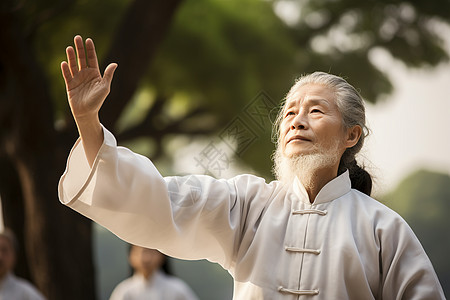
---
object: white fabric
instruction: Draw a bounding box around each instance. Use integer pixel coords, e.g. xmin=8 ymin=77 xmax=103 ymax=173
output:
xmin=59 ymin=127 xmax=446 ymax=300
xmin=0 ymin=273 xmax=45 ymax=300
xmin=109 ymin=270 xmax=198 ymax=300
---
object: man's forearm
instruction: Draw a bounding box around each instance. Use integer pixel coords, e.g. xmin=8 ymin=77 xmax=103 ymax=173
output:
xmin=75 ymin=114 xmax=103 ymax=167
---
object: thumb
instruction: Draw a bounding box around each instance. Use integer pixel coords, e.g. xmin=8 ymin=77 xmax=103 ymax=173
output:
xmin=103 ymin=63 xmax=118 ymax=84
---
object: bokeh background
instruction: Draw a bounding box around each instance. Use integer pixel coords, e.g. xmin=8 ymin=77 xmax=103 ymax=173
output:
xmin=1 ymin=0 xmax=449 ymax=299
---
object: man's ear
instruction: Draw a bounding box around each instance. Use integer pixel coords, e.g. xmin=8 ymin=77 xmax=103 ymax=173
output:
xmin=345 ymin=125 xmax=362 ymax=148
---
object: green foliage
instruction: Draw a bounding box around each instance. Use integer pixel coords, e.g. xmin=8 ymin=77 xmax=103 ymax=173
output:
xmin=27 ymin=0 xmax=450 ymax=179
xmin=280 ymin=0 xmax=449 ymax=102
xmin=32 ymin=0 xmax=130 ymax=118
xmin=383 ymin=169 xmax=450 ymax=295
xmin=120 ymin=0 xmax=300 ymax=177
xmin=148 ymin=0 xmax=297 ymax=116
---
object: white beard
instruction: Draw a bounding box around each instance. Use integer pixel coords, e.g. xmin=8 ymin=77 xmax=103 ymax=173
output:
xmin=272 ymin=142 xmax=341 ymax=189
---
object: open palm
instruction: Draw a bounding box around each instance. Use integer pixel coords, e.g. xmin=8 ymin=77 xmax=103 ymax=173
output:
xmin=61 ymin=35 xmax=117 ymax=120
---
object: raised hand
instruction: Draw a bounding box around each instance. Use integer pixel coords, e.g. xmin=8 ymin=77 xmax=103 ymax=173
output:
xmin=61 ymin=35 xmax=117 ymax=166
xmin=61 ymin=35 xmax=117 ymax=121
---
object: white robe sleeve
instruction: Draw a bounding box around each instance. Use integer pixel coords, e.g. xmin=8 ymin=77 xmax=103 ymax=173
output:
xmin=378 ymin=211 xmax=446 ymax=299
xmin=58 ymin=126 xmax=273 ymax=268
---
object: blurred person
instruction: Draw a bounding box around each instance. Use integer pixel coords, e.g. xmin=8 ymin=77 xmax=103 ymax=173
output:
xmin=58 ymin=35 xmax=445 ymax=299
xmin=110 ymin=245 xmax=198 ymax=300
xmin=0 ymin=229 xmax=46 ymax=300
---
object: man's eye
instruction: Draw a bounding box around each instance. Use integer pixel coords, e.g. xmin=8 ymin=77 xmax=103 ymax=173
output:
xmin=285 ymin=111 xmax=295 ymax=117
xmin=311 ymin=109 xmax=322 ymax=113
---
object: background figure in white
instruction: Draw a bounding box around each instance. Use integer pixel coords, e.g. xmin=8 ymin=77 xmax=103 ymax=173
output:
xmin=110 ymin=245 xmax=199 ymax=300
xmin=0 ymin=229 xmax=46 ymax=300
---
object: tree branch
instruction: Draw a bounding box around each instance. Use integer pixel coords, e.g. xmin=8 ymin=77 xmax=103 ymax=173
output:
xmin=100 ymin=0 xmax=184 ymax=131
xmin=118 ymin=106 xmax=215 ymax=141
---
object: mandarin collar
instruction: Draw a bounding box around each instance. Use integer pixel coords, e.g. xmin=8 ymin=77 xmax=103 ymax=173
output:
xmin=293 ymin=170 xmax=351 ymax=205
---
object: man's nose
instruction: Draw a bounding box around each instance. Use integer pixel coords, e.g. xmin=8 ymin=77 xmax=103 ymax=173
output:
xmin=291 ymin=112 xmax=307 ymax=130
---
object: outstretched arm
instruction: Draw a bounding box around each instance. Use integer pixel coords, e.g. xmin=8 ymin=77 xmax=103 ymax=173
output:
xmin=61 ymin=35 xmax=117 ymax=167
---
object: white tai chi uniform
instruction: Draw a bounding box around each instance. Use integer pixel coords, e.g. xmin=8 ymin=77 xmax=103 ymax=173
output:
xmin=0 ymin=273 xmax=46 ymax=300
xmin=109 ymin=270 xmax=198 ymax=300
xmin=59 ymin=127 xmax=445 ymax=300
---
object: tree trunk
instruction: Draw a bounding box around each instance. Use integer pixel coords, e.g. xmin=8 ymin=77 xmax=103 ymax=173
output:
xmin=0 ymin=8 xmax=95 ymax=300
xmin=101 ymin=0 xmax=184 ymax=129
xmin=0 ymin=158 xmax=30 ymax=282
xmin=0 ymin=0 xmax=184 ymax=299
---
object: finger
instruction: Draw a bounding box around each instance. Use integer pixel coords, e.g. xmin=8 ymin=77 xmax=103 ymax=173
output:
xmin=85 ymin=38 xmax=99 ymax=70
xmin=61 ymin=61 xmax=73 ymax=86
xmin=74 ymin=35 xmax=87 ymax=70
xmin=66 ymin=46 xmax=78 ymax=76
xmin=103 ymin=63 xmax=118 ymax=84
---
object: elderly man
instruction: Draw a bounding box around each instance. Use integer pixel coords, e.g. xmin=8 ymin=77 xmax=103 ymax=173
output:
xmin=59 ymin=35 xmax=445 ymax=299
xmin=0 ymin=229 xmax=46 ymax=300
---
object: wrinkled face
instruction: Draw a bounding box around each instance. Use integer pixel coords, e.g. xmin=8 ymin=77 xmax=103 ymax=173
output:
xmin=0 ymin=236 xmax=15 ymax=279
xmin=279 ymin=83 xmax=348 ymax=160
xmin=129 ymin=246 xmax=164 ymax=278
